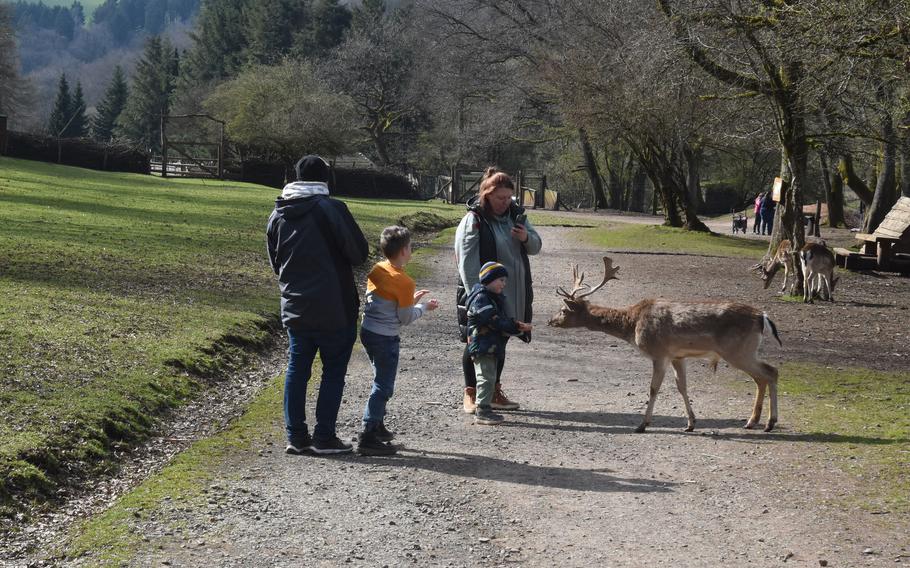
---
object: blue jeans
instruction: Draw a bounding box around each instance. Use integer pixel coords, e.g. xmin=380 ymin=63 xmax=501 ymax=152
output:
xmin=284 ymin=324 xmax=356 ymax=444
xmin=359 ymin=328 xmax=400 ymax=432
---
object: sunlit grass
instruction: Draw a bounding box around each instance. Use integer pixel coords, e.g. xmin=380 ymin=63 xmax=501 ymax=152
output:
xmin=0 ymin=157 xmax=461 ymax=511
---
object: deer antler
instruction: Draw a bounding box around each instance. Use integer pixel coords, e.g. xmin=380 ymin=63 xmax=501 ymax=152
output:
xmin=556 ymin=263 xmax=588 ymax=299
xmin=574 ymin=256 xmax=620 ymax=300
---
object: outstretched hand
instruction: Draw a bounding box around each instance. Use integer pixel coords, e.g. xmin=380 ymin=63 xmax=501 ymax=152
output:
xmin=414 ymin=289 xmax=430 ymax=302
xmin=517 ymin=321 xmax=532 ymax=332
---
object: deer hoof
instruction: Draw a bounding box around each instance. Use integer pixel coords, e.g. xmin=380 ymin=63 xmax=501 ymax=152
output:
xmin=744 ymin=421 xmax=756 ymax=430
xmin=764 ymin=419 xmax=777 ymax=432
xmin=634 ymin=424 xmax=647 ymax=433
xmin=684 ymin=424 xmax=695 ymax=432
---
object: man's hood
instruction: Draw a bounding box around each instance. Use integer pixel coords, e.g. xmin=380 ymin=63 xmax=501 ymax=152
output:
xmin=274 ymin=181 xmax=329 ymax=220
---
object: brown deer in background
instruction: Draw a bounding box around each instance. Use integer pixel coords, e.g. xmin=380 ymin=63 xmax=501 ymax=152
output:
xmin=548 ymin=257 xmax=782 ymax=433
xmin=758 ymin=239 xmax=795 ymax=293
xmin=799 ymin=243 xmax=838 ymax=303
xmin=757 ymin=240 xmax=838 ymax=303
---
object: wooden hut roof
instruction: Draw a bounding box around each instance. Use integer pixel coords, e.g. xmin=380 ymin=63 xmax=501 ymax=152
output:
xmin=873 ymin=196 xmax=910 ymax=241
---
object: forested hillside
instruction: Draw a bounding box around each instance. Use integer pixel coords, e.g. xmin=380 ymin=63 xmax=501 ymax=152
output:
xmin=1 ymin=0 xmax=908 ymax=239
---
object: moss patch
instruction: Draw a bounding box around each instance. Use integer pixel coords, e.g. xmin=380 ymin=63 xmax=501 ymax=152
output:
xmin=782 ymin=363 xmax=910 ymax=513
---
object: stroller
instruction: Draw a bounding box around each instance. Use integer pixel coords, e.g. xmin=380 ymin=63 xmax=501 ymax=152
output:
xmin=732 ymin=209 xmax=748 ymax=234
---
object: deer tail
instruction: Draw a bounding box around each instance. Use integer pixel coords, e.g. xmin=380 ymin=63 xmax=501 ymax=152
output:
xmin=763 ymin=313 xmax=782 ymax=347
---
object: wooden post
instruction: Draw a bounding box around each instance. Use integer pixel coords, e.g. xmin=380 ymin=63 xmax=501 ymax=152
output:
xmin=449 ymin=165 xmax=457 ymax=204
xmin=160 ymin=115 xmax=168 ymax=177
xmin=538 ymin=174 xmax=547 ymax=209
xmin=0 ymin=115 xmax=7 ymax=155
xmin=218 ymin=122 xmax=224 ymax=179
xmin=812 ymin=200 xmax=831 ymax=237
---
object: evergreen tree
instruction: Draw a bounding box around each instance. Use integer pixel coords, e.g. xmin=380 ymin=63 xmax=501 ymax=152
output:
xmin=92 ymin=66 xmax=129 ymax=142
xmin=184 ymin=0 xmax=250 ymax=81
xmin=0 ymin=3 xmax=32 ymax=119
xmin=117 ymin=36 xmax=177 ymax=151
xmin=48 ymin=73 xmax=73 ymax=136
xmin=246 ymin=0 xmax=305 ymax=65
xmin=292 ymin=0 xmax=351 ymax=57
xmin=70 ymin=1 xmax=85 ymax=27
xmin=67 ymin=81 xmax=89 ymax=138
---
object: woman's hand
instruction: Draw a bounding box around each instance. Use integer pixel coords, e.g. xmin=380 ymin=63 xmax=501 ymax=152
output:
xmin=511 ymin=223 xmax=528 ymax=243
xmin=425 ymin=298 xmax=440 ymax=311
xmin=414 ymin=289 xmax=430 ymax=302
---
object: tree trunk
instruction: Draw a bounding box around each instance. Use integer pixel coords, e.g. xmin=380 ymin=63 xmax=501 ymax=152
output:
xmin=629 ymin=165 xmax=647 ymax=212
xmin=819 ymin=151 xmax=846 ymax=228
xmin=579 ymin=128 xmax=608 ymax=209
xmin=865 ymin=108 xmax=897 ymax=233
xmin=769 ymin=63 xmax=806 ymax=271
xmin=837 ymin=153 xmax=874 ymax=205
xmin=682 ymin=143 xmax=704 ymax=213
xmin=900 ymin=110 xmax=910 ymax=198
xmin=603 ymin=150 xmax=624 ymax=210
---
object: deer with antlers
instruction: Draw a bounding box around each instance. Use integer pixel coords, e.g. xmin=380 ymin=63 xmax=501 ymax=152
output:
xmin=548 ymin=257 xmax=782 ymax=433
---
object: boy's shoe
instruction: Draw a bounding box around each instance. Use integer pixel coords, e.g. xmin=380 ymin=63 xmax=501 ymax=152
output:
xmin=358 ymin=432 xmax=397 ymax=456
xmin=463 ymin=387 xmax=477 ymax=414
xmin=285 ymin=433 xmax=313 ymax=455
xmin=311 ymin=436 xmax=353 ymax=455
xmin=491 ymin=385 xmax=520 ymax=411
xmin=474 ymin=407 xmax=504 ymax=425
xmin=375 ymin=422 xmax=395 ymax=442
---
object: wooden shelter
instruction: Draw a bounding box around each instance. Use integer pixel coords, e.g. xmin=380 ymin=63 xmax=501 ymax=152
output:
xmin=835 ymin=196 xmax=910 ymax=273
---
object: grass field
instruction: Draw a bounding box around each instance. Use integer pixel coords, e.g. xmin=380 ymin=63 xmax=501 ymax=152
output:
xmin=0 ymin=157 xmax=462 ymax=512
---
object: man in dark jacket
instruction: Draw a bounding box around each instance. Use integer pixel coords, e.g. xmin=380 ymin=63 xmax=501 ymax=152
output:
xmin=267 ymin=155 xmax=369 ymax=455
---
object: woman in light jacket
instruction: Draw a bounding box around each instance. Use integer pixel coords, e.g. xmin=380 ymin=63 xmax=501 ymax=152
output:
xmin=454 ymin=167 xmax=542 ymax=413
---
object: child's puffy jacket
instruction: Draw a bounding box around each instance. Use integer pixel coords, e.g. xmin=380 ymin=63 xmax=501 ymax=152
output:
xmin=465 ymin=283 xmax=521 ymax=357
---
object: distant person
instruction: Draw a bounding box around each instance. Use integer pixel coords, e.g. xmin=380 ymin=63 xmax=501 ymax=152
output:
xmin=753 ymin=193 xmax=764 ymax=234
xmin=454 ymin=167 xmax=542 ymax=414
xmin=760 ymin=191 xmax=776 ymax=235
xmin=267 ymin=155 xmax=369 ymax=455
xmin=464 ymin=262 xmax=532 ymax=425
xmin=358 ymin=226 xmax=439 ymax=456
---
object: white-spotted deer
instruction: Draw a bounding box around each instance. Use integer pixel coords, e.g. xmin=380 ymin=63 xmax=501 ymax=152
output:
xmin=800 ymin=243 xmax=838 ymax=303
xmin=548 ymin=257 xmax=782 ymax=433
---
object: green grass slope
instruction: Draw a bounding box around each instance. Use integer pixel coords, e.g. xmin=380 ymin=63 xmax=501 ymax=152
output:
xmin=0 ymin=157 xmax=460 ymax=515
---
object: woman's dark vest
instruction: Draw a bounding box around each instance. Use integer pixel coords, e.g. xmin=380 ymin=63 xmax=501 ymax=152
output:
xmin=456 ymin=200 xmax=533 ymax=343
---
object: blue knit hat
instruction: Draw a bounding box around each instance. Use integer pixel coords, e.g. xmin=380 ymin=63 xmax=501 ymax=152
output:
xmin=479 ymin=261 xmax=508 ymax=285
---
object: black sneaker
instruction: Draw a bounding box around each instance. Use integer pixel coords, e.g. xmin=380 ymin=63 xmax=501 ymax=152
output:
xmin=285 ymin=434 xmax=313 ymax=455
xmin=311 ymin=436 xmax=353 ymax=455
xmin=375 ymin=422 xmax=395 ymax=442
xmin=357 ymin=431 xmax=397 ymax=456
xmin=474 ymin=407 xmax=504 ymax=425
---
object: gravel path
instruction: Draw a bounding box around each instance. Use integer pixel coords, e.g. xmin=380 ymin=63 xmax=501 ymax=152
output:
xmin=10 ymin=216 xmax=908 ymax=567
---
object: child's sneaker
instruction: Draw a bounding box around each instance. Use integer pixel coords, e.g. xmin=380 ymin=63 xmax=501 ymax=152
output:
xmin=358 ymin=431 xmax=397 ymax=456
xmin=375 ymin=422 xmax=395 ymax=442
xmin=285 ymin=433 xmax=313 ymax=455
xmin=311 ymin=436 xmax=353 ymax=455
xmin=474 ymin=406 xmax=504 ymax=425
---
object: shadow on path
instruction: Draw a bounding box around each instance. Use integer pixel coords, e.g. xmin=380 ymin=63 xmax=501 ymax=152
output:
xmin=516 ymin=410 xmax=904 ymax=445
xmin=349 ymin=448 xmax=677 ymax=494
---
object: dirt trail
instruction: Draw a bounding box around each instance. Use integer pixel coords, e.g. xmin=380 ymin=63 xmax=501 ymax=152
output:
xmin=64 ymin=220 xmax=910 ymax=566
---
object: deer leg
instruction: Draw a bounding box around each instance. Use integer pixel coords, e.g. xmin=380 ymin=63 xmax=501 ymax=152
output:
xmin=736 ymin=359 xmax=779 ymax=431
xmin=802 ymin=269 xmax=812 ymax=303
xmin=636 ymin=359 xmax=667 ymax=433
xmin=779 ymin=263 xmax=789 ymax=293
xmin=671 ymin=359 xmax=696 ymax=432
xmin=745 ymin=377 xmax=766 ymax=429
